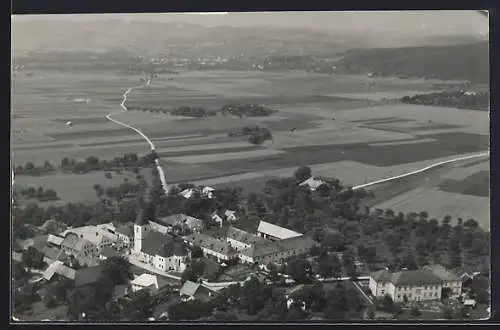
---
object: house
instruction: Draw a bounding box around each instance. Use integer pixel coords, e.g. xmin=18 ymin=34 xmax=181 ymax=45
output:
xmin=183 ymin=233 xmax=236 ymax=263
xmin=179 ymin=280 xmax=214 ymax=302
xmin=298 ymin=177 xmax=326 ymax=192
xmin=239 ymin=235 xmax=316 ymax=265
xmin=60 ymin=232 xmax=98 ymax=259
xmin=43 ymin=262 xmax=104 ymax=288
xmin=211 ymin=212 xmax=224 ymax=227
xmin=130 ymin=273 xmax=172 ymax=294
xmin=257 ymin=221 xmax=303 ymax=241
xmin=133 ymin=214 xmax=188 ymax=273
xmin=423 ymin=264 xmax=462 ymax=297
xmin=155 ymin=214 xmax=205 ymax=234
xmin=42 ymin=260 xmax=76 ymax=282
xmin=61 ymin=225 xmax=117 ymax=256
xmin=224 ymin=210 xmax=238 ymax=222
xmin=369 ymin=267 xmax=456 ymax=303
xmin=226 ymin=226 xmax=267 ymax=252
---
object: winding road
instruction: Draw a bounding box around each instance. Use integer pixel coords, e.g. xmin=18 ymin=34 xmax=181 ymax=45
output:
xmin=105 ymin=79 xmax=169 ymax=195
xmin=104 ymin=77 xmax=489 ymax=198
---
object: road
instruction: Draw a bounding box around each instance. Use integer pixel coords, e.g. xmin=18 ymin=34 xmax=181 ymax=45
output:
xmin=105 ymin=78 xmax=169 ymax=195
xmin=352 ymin=151 xmax=489 ymax=191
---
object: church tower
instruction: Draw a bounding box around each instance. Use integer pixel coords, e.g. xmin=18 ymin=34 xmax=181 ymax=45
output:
xmin=133 ymin=190 xmax=154 ymax=254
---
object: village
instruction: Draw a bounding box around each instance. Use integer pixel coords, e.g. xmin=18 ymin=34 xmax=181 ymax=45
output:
xmin=12 ymin=173 xmax=490 ymax=322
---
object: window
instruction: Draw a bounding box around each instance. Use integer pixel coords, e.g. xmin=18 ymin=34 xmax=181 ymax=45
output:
xmin=398 ymin=295 xmax=401 ymax=299
xmin=434 ymin=292 xmax=438 ymax=297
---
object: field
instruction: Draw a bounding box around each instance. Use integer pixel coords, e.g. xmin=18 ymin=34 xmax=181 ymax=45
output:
xmin=12 ymin=69 xmax=489 ymax=227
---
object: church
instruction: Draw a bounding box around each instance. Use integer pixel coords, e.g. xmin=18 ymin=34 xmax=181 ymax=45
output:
xmin=133 ymin=198 xmax=188 ymax=273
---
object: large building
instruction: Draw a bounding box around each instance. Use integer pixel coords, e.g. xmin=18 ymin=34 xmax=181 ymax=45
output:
xmin=257 ymin=221 xmax=303 ymax=241
xmin=239 ymin=235 xmax=316 ymax=265
xmin=369 ymin=265 xmax=462 ymax=303
xmin=183 ymin=233 xmax=237 ymax=263
xmin=226 ymin=226 xmax=267 ymax=252
xmin=133 ymin=210 xmax=188 ymax=273
xmin=61 ymin=225 xmax=117 ymax=256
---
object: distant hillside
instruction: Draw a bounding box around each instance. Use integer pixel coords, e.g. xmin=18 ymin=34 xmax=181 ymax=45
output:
xmin=335 ymin=42 xmax=489 ymax=83
xmin=11 ymin=18 xmax=486 ymax=59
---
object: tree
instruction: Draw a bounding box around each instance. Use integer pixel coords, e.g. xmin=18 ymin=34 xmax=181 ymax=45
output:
xmin=61 ymin=157 xmax=70 ymax=169
xmin=294 ymin=166 xmax=312 ymax=182
xmin=190 ymin=246 xmax=203 ymax=259
xmin=286 ymin=258 xmax=312 ymax=283
xmin=22 ymin=246 xmax=45 ymax=270
xmin=24 ymin=161 xmax=35 ymax=171
xmin=101 ymin=256 xmax=132 ymax=285
xmin=381 ymin=294 xmax=395 ymax=313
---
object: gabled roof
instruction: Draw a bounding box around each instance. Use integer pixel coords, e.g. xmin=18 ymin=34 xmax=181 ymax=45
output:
xmin=115 ymin=222 xmax=134 ymax=237
xmin=141 ymin=231 xmax=173 ymax=256
xmin=226 ymin=226 xmax=266 ymax=246
xmin=241 ymin=235 xmax=316 ymax=259
xmin=47 ymin=234 xmax=64 ymax=246
xmin=131 ymin=273 xmax=159 ymax=288
xmin=61 ymin=232 xmax=86 ymax=252
xmin=423 ymin=264 xmax=460 ymax=282
xmin=257 ymin=221 xmax=303 ymax=240
xmin=157 ymin=214 xmax=204 ymax=230
xmin=179 ymin=280 xmax=200 ymax=297
xmin=370 ymin=269 xmax=444 ymax=286
xmin=183 ymin=233 xmax=235 ymax=257
xmin=63 ymin=226 xmax=117 ymax=246
xmin=299 ymin=177 xmax=326 ymax=191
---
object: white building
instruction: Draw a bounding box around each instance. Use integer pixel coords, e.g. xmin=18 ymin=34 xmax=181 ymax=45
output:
xmin=369 ymin=266 xmax=462 ymax=303
xmin=257 ymin=221 xmax=303 ymax=241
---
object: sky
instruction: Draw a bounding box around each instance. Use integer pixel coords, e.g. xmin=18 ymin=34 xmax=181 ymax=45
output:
xmin=11 ymin=11 xmax=488 ymax=38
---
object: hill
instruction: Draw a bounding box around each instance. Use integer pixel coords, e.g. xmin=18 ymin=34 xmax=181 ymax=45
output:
xmin=335 ymin=42 xmax=489 ymax=83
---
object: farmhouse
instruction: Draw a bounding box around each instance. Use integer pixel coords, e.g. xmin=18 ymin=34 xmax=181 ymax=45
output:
xmin=133 ymin=213 xmax=188 ymax=273
xmin=183 ymin=233 xmax=237 ymax=263
xmin=154 ymin=214 xmax=205 ymax=234
xmin=257 ymin=220 xmax=303 ymax=241
xmin=226 ymin=226 xmax=267 ymax=252
xmin=211 ymin=212 xmax=224 ymax=227
xmin=179 ymin=280 xmax=215 ymax=302
xmin=61 ymin=225 xmax=117 ymax=253
xmin=369 ymin=265 xmax=461 ymax=303
xmin=130 ymin=273 xmax=172 ymax=294
xmin=239 ymin=235 xmax=316 ymax=265
xmin=298 ymin=177 xmax=326 ymax=192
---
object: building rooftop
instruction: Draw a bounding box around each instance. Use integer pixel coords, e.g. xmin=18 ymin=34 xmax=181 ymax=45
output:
xmin=183 ymin=233 xmax=235 ymax=257
xmin=47 ymin=234 xmax=64 ymax=247
xmin=226 ymin=226 xmax=266 ymax=246
xmin=370 ymin=269 xmax=444 ymax=286
xmin=179 ymin=280 xmax=200 ymax=297
xmin=157 ymin=214 xmax=204 ymax=231
xmin=423 ymin=264 xmax=460 ymax=282
xmin=61 ymin=232 xmax=86 ymax=252
xmin=131 ymin=273 xmax=159 ymax=288
xmin=115 ymin=222 xmax=134 ymax=237
xmin=63 ymin=226 xmax=117 ymax=246
xmin=241 ymin=235 xmax=316 ymax=259
xmin=257 ymin=221 xmax=303 ymax=240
